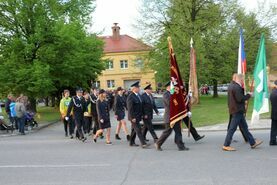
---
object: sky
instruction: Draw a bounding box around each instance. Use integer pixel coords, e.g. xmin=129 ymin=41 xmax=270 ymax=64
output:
xmin=90 ymin=0 xmax=275 ymax=38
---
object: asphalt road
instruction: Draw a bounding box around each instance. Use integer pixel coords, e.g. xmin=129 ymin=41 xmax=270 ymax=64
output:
xmin=0 ymin=122 xmax=276 ymax=185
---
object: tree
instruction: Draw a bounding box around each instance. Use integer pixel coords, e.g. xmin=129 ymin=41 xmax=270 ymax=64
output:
xmin=0 ymin=0 xmax=104 ymax=111
xmin=137 ymin=0 xmax=275 ymax=97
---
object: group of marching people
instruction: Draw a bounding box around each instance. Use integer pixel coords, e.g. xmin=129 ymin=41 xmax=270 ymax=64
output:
xmin=59 ymin=81 xmax=205 ymax=150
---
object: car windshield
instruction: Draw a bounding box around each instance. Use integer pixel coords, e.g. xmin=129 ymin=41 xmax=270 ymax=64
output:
xmin=154 ymin=97 xmax=164 ymax=108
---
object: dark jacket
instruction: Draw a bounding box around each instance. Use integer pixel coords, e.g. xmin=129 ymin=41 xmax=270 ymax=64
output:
xmin=5 ymin=98 xmax=11 ymax=115
xmin=66 ymin=96 xmax=87 ymax=119
xmin=142 ymin=92 xmax=158 ymax=120
xmin=228 ymin=81 xmax=251 ymax=115
xmin=270 ymin=89 xmax=277 ymax=120
xmin=163 ymin=90 xmax=170 ymax=123
xmin=114 ymin=95 xmax=126 ymax=115
xmin=127 ymin=92 xmax=143 ymax=121
xmin=89 ymin=94 xmax=98 ymax=117
xmin=96 ymin=100 xmax=110 ymax=122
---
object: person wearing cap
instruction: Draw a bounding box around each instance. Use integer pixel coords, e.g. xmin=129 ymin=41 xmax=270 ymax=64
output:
xmin=270 ymin=80 xmax=277 ymax=146
xmin=60 ymin=90 xmax=74 ymax=138
xmin=65 ymin=88 xmax=88 ymax=142
xmin=93 ymin=89 xmax=112 ymax=145
xmin=141 ymin=84 xmax=159 ymax=142
xmin=222 ymin=74 xmax=263 ymax=151
xmin=127 ymin=81 xmax=150 ymax=148
xmin=114 ymin=87 xmax=130 ymax=141
xmin=155 ymin=81 xmax=189 ymax=151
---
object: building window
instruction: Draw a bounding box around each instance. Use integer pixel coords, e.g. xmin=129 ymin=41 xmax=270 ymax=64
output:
xmin=107 ymin=80 xmax=115 ymax=88
xmin=95 ymin=81 xmax=100 ymax=88
xmin=120 ymin=60 xmax=128 ymax=69
xmin=106 ymin=60 xmax=114 ymax=70
xmin=135 ymin=58 xmax=144 ymax=69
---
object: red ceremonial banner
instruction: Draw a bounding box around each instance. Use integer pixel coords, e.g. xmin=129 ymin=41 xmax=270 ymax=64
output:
xmin=168 ymin=37 xmax=188 ymax=128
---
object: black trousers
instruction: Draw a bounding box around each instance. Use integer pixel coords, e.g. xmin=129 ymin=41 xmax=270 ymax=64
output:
xmin=74 ymin=117 xmax=84 ymax=139
xmin=92 ymin=115 xmax=99 ymax=135
xmin=142 ymin=118 xmax=158 ymax=140
xmin=63 ymin=116 xmax=74 ymax=135
xmin=270 ymin=119 xmax=277 ymax=143
xmin=156 ymin=121 xmax=185 ymax=149
xmin=84 ymin=116 xmax=92 ymax=134
xmin=183 ymin=117 xmax=200 ymax=140
xmin=227 ymin=114 xmax=248 ymax=142
xmin=130 ymin=120 xmax=146 ymax=145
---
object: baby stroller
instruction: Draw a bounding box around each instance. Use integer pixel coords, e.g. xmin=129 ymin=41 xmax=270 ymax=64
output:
xmin=0 ymin=116 xmax=14 ymax=133
xmin=25 ymin=112 xmax=38 ymax=129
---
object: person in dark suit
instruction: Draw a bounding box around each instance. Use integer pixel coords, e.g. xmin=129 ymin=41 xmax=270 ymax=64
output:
xmin=93 ymin=89 xmax=112 ymax=145
xmin=65 ymin=88 xmax=88 ymax=142
xmin=270 ymin=80 xmax=277 ymax=146
xmin=141 ymin=84 xmax=159 ymax=142
xmin=90 ymin=88 xmax=101 ymax=137
xmin=127 ymin=81 xmax=149 ymax=148
xmin=114 ymin=87 xmax=130 ymax=141
xmin=222 ymin=74 xmax=263 ymax=151
xmin=182 ymin=89 xmax=205 ymax=141
xmin=155 ymin=82 xmax=189 ymax=151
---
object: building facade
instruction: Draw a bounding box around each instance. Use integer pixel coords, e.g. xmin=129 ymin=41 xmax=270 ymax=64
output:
xmin=96 ymin=23 xmax=156 ymax=90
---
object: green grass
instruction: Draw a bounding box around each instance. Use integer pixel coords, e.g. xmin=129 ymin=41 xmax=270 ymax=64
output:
xmin=191 ymin=95 xmax=271 ymax=127
xmin=35 ymin=106 xmax=60 ymax=123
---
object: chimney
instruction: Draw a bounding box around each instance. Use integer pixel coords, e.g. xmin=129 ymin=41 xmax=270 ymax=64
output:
xmin=112 ymin=23 xmax=120 ymax=40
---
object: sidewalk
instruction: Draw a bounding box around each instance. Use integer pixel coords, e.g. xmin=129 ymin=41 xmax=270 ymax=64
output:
xmin=0 ymin=120 xmax=59 ymax=137
xmin=189 ymin=119 xmax=271 ymax=132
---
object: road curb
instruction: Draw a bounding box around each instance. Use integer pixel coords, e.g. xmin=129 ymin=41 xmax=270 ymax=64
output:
xmin=0 ymin=120 xmax=59 ymax=138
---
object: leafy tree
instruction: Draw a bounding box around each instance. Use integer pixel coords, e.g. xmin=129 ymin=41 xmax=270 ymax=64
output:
xmin=0 ymin=0 xmax=104 ymax=110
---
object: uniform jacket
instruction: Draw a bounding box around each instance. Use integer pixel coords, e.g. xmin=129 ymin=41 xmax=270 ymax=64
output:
xmin=163 ymin=90 xmax=170 ymax=123
xmin=228 ymin=81 xmax=251 ymax=115
xmin=96 ymin=99 xmax=110 ymax=122
xmin=142 ymin=92 xmax=158 ymax=120
xmin=89 ymin=94 xmax=98 ymax=117
xmin=66 ymin=96 xmax=87 ymax=119
xmin=114 ymin=95 xmax=126 ymax=115
xmin=127 ymin=92 xmax=143 ymax=122
xmin=270 ymin=89 xmax=277 ymax=120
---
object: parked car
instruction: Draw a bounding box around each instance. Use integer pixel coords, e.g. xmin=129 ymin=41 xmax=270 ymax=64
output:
xmin=152 ymin=95 xmax=165 ymax=126
xmin=217 ymin=84 xmax=229 ymax=92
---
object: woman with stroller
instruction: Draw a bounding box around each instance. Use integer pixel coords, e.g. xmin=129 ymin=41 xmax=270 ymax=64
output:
xmin=93 ymin=89 xmax=112 ymax=145
xmin=15 ymin=96 xmax=26 ymax=135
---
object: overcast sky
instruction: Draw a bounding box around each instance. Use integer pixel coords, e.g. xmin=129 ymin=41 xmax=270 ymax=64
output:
xmin=90 ymin=0 xmax=275 ymax=37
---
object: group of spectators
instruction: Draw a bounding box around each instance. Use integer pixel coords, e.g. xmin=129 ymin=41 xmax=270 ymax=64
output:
xmin=1 ymin=94 xmax=30 ymax=135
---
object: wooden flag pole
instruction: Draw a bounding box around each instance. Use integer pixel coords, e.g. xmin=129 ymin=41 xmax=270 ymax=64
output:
xmin=245 ymin=78 xmax=254 ymax=116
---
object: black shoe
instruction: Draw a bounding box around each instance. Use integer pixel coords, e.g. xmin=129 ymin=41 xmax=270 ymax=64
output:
xmin=93 ymin=137 xmax=97 ymax=143
xmin=106 ymin=142 xmax=112 ymax=145
xmin=129 ymin=143 xmax=139 ymax=147
xmin=100 ymin=135 xmax=104 ymax=139
xmin=145 ymin=138 xmax=149 ymax=142
xmin=142 ymin=143 xmax=151 ymax=149
xmin=126 ymin=135 xmax=131 ymax=141
xmin=269 ymin=141 xmax=277 ymax=146
xmin=155 ymin=143 xmax=163 ymax=151
xmin=70 ymin=135 xmax=74 ymax=139
xmin=82 ymin=137 xmax=87 ymax=142
xmin=115 ymin=134 xmax=121 ymax=140
xmin=178 ymin=146 xmax=189 ymax=151
xmin=195 ymin=135 xmax=205 ymax=141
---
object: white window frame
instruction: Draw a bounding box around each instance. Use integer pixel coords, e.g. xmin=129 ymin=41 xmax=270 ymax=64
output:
xmin=106 ymin=60 xmax=114 ymax=70
xmin=107 ymin=80 xmax=115 ymax=88
xmin=120 ymin=60 xmax=128 ymax=69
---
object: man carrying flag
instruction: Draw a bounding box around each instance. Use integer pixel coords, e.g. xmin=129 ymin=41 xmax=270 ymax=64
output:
xmin=251 ymin=34 xmax=269 ymax=124
xmin=155 ymin=37 xmax=189 ymax=151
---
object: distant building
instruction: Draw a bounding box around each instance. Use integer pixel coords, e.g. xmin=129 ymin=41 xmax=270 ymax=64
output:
xmin=95 ymin=23 xmax=155 ymax=90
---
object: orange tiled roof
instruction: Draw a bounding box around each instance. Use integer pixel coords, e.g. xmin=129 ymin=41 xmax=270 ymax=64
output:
xmin=100 ymin=35 xmax=151 ymax=53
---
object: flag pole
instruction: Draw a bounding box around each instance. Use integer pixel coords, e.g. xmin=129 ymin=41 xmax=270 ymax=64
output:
xmin=187 ymin=38 xmax=194 ymax=137
xmin=245 ymin=77 xmax=254 ymax=116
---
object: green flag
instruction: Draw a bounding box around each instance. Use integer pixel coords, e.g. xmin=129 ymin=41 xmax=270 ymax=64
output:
xmin=251 ymin=34 xmax=269 ymax=124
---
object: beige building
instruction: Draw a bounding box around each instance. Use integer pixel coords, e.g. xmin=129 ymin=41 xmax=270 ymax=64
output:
xmin=96 ymin=23 xmax=156 ymax=90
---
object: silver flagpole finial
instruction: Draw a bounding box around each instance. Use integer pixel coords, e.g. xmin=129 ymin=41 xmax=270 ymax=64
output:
xmin=190 ymin=38 xmax=193 ymax=48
